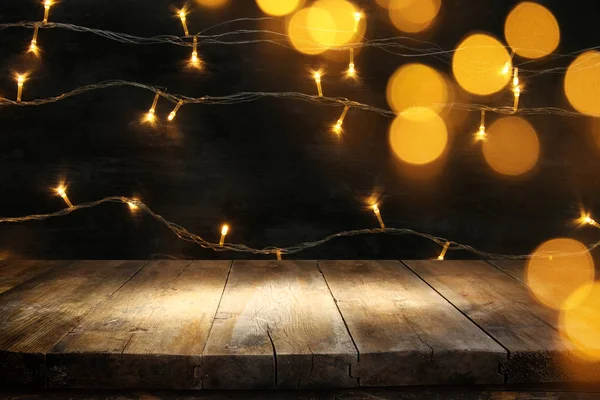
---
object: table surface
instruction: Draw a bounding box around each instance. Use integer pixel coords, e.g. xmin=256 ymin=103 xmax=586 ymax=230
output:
xmin=0 ymin=259 xmax=598 ymax=391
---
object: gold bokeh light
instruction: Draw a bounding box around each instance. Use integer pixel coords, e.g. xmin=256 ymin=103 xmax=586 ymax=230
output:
xmin=452 ymin=33 xmax=512 ymax=95
xmin=195 ymin=0 xmax=229 ymax=7
xmin=386 ymin=63 xmax=448 ymax=113
xmin=527 ymin=238 xmax=595 ymax=310
xmin=256 ymin=0 xmax=303 ymax=16
xmin=482 ymin=116 xmax=539 ymax=176
xmin=388 ymin=0 xmax=441 ymax=33
xmin=312 ymin=0 xmax=364 ymax=47
xmin=288 ymin=7 xmax=328 ymax=55
xmin=505 ymin=2 xmax=560 ymax=59
xmin=565 ymin=51 xmax=600 ymax=117
xmin=560 ymin=282 xmax=600 ymax=361
xmin=388 ymin=107 xmax=448 ymax=165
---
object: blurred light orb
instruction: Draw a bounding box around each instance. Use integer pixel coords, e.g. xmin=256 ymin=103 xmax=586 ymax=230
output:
xmin=312 ymin=0 xmax=364 ymax=47
xmin=376 ymin=0 xmax=391 ymax=8
xmin=288 ymin=8 xmax=328 ymax=55
xmin=505 ymin=2 xmax=560 ymax=59
xmin=560 ymin=282 xmax=600 ymax=361
xmin=257 ymin=0 xmax=303 ymax=16
xmin=483 ymin=116 xmax=539 ymax=176
xmin=565 ymin=51 xmax=600 ymax=117
xmin=386 ymin=64 xmax=448 ymax=113
xmin=388 ymin=107 xmax=448 ymax=165
xmin=389 ymin=0 xmax=441 ymax=33
xmin=195 ymin=0 xmax=228 ymax=8
xmin=527 ymin=238 xmax=595 ymax=310
xmin=452 ymin=33 xmax=512 ymax=95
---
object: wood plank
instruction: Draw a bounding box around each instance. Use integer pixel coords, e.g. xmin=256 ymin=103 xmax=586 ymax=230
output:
xmin=47 ymin=260 xmax=231 ymax=390
xmin=0 ymin=260 xmax=63 ymax=295
xmin=0 ymin=260 xmax=146 ymax=388
xmin=318 ymin=260 xmax=506 ymax=386
xmin=404 ymin=260 xmax=600 ymax=384
xmin=487 ymin=260 xmax=526 ymax=282
xmin=200 ymin=260 xmax=358 ymax=390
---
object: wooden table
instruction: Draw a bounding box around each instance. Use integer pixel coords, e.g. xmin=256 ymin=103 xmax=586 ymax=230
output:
xmin=0 ymin=260 xmax=598 ymax=390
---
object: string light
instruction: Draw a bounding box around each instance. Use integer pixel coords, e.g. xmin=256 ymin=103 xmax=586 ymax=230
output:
xmin=437 ymin=241 xmax=450 ymax=260
xmin=178 ymin=9 xmax=189 ymax=36
xmin=475 ymin=110 xmax=487 ymax=141
xmin=29 ymin=24 xmax=40 ymax=54
xmin=313 ymin=71 xmax=323 ymax=97
xmin=167 ymin=100 xmax=184 ymax=121
xmin=55 ymin=185 xmax=73 ymax=208
xmin=579 ymin=212 xmax=600 ymax=229
xmin=43 ymin=0 xmax=53 ymax=24
xmin=501 ymin=49 xmax=515 ymax=77
xmin=332 ymin=105 xmax=350 ymax=135
xmin=512 ymin=67 xmax=521 ymax=112
xmin=145 ymin=92 xmax=161 ymax=122
xmin=353 ymin=12 xmax=362 ymax=33
xmin=127 ymin=199 xmax=139 ymax=211
xmin=371 ymin=204 xmax=386 ymax=229
xmin=219 ymin=224 xmax=229 ymax=246
xmin=190 ymin=35 xmax=200 ymax=67
xmin=16 ymin=74 xmax=26 ymax=103
xmin=346 ymin=48 xmax=357 ymax=78
xmin=276 ymin=249 xmax=282 ymax=260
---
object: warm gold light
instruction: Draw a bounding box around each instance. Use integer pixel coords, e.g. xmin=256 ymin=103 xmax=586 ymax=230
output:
xmin=276 ymin=249 xmax=282 ymax=260
xmin=560 ymin=282 xmax=600 ymax=361
xmin=256 ymin=0 xmax=302 ymax=16
xmin=314 ymin=71 xmax=323 ymax=97
xmin=388 ymin=107 xmax=448 ymax=165
xmin=353 ymin=11 xmax=363 ymax=33
xmin=288 ymin=8 xmax=328 ymax=55
xmin=512 ymin=67 xmax=521 ymax=111
xmin=437 ymin=241 xmax=450 ymax=260
xmin=55 ymin=185 xmax=73 ymax=208
xmin=167 ymin=100 xmax=184 ymax=121
xmin=128 ymin=200 xmax=139 ymax=210
xmin=332 ymin=105 xmax=350 ymax=135
xmin=386 ymin=63 xmax=448 ymax=114
xmin=145 ymin=92 xmax=161 ymax=122
xmin=475 ymin=110 xmax=487 ymax=142
xmin=482 ymin=116 xmax=539 ymax=176
xmin=16 ymin=74 xmax=26 ymax=103
xmin=453 ymin=33 xmax=512 ymax=96
xmin=564 ymin=51 xmax=600 ymax=117
xmin=43 ymin=0 xmax=53 ymax=24
xmin=29 ymin=25 xmax=40 ymax=55
xmin=178 ymin=9 xmax=190 ymax=36
xmin=371 ymin=204 xmax=385 ymax=229
xmin=219 ymin=224 xmax=229 ymax=246
xmin=505 ymin=1 xmax=560 ymax=59
xmin=191 ymin=36 xmax=199 ymax=65
xmin=579 ymin=212 xmax=600 ymax=228
xmin=527 ymin=238 xmax=595 ymax=310
xmin=388 ymin=0 xmax=441 ymax=33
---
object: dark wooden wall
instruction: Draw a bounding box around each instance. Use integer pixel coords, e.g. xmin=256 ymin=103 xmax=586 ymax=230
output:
xmin=1 ymin=0 xmax=600 ymax=260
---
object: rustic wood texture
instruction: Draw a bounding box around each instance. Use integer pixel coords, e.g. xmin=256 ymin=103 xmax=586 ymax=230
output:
xmin=318 ymin=260 xmax=506 ymax=386
xmin=487 ymin=260 xmax=527 ymax=282
xmin=404 ymin=260 xmax=600 ymax=384
xmin=200 ymin=260 xmax=358 ymax=390
xmin=47 ymin=260 xmax=231 ymax=390
xmin=0 ymin=260 xmax=146 ymax=388
xmin=0 ymin=260 xmax=62 ymax=295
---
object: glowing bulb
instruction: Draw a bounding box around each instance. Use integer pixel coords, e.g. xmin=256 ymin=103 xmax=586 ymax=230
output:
xmin=346 ymin=48 xmax=357 ymax=78
xmin=313 ymin=71 xmax=323 ymax=97
xmin=354 ymin=11 xmax=363 ymax=33
xmin=167 ymin=100 xmax=184 ymax=121
xmin=16 ymin=74 xmax=26 ymax=103
xmin=178 ymin=9 xmax=189 ymax=36
xmin=475 ymin=110 xmax=487 ymax=142
xmin=371 ymin=204 xmax=385 ymax=229
xmin=512 ymin=67 xmax=521 ymax=111
xmin=28 ymin=24 xmax=40 ymax=55
xmin=219 ymin=224 xmax=229 ymax=246
xmin=437 ymin=241 xmax=450 ymax=260
xmin=55 ymin=185 xmax=73 ymax=208
xmin=580 ymin=212 xmax=599 ymax=228
xmin=332 ymin=105 xmax=350 ymax=135
xmin=145 ymin=92 xmax=161 ymax=122
xmin=190 ymin=36 xmax=201 ymax=67
xmin=276 ymin=249 xmax=282 ymax=260
xmin=43 ymin=0 xmax=53 ymax=24
xmin=128 ymin=200 xmax=139 ymax=210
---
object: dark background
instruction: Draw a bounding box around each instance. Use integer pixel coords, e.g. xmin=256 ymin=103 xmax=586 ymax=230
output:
xmin=1 ymin=0 xmax=600 ymax=260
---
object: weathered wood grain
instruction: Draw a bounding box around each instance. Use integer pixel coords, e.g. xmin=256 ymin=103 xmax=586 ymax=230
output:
xmin=47 ymin=260 xmax=231 ymax=389
xmin=200 ymin=260 xmax=358 ymax=390
xmin=487 ymin=260 xmax=527 ymax=282
xmin=0 ymin=260 xmax=146 ymax=388
xmin=0 ymin=260 xmax=63 ymax=295
xmin=404 ymin=260 xmax=600 ymax=384
xmin=318 ymin=260 xmax=506 ymax=386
